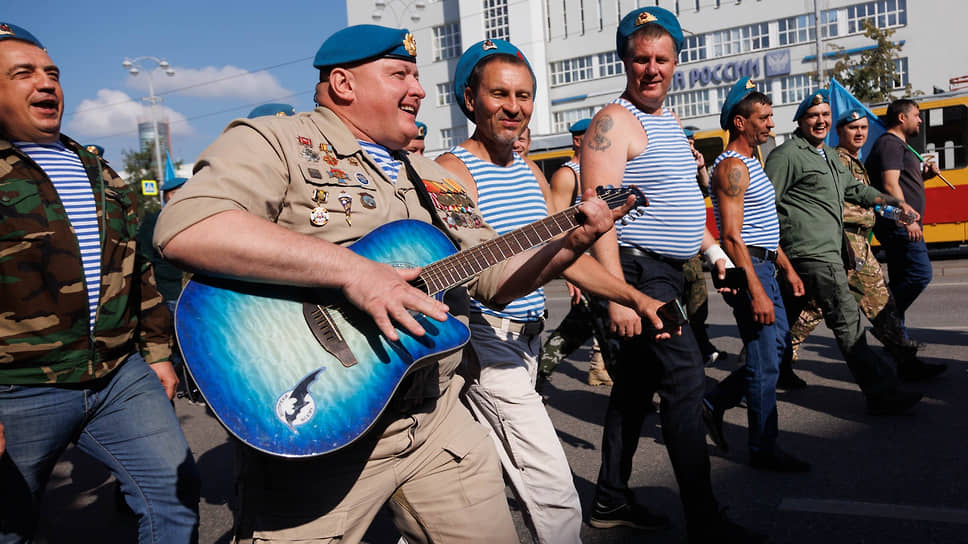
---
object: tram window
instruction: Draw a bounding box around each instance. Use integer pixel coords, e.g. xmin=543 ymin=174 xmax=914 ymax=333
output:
xmin=694 ymin=137 xmax=724 ymax=168
xmin=919 ymin=105 xmax=967 ymax=170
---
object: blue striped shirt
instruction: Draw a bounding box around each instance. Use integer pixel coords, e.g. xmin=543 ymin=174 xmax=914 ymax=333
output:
xmin=563 ymin=160 xmax=581 ymax=205
xmin=611 ymin=99 xmax=706 ymax=259
xmin=15 ymin=142 xmax=102 ymax=330
xmin=448 ymin=147 xmax=546 ymax=321
xmin=710 ymin=151 xmax=780 ymax=251
xmin=358 ymin=141 xmax=401 ymax=184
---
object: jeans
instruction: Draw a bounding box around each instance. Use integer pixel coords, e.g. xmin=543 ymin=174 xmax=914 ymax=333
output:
xmin=594 ymin=253 xmax=717 ymax=527
xmin=873 ymin=222 xmax=932 ymax=322
xmin=705 ymin=258 xmax=786 ymax=454
xmin=0 ymin=353 xmax=200 ymax=543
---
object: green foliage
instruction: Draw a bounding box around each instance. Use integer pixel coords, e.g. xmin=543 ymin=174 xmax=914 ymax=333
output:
xmin=826 ymin=20 xmax=922 ymax=103
xmin=120 ymin=146 xmax=180 ymax=221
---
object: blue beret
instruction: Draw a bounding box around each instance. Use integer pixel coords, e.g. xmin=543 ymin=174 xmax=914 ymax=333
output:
xmin=683 ymin=128 xmax=695 ymax=139
xmin=314 ymin=25 xmax=416 ymax=71
xmin=719 ymin=77 xmax=758 ymax=130
xmin=569 ymin=118 xmax=591 ymax=134
xmin=836 ymin=108 xmax=866 ymax=128
xmin=247 ymin=103 xmax=295 ymax=119
xmin=0 ymin=22 xmax=44 ymax=49
xmin=162 ymin=177 xmax=188 ymax=191
xmin=415 ymin=121 xmax=427 ymax=139
xmin=793 ymin=89 xmax=830 ymax=121
xmin=616 ymin=7 xmax=683 ymax=57
xmin=453 ymin=39 xmax=535 ymax=121
xmin=84 ymin=144 xmax=105 ymax=157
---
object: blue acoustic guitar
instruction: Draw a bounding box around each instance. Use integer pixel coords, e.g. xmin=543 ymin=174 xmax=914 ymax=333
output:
xmin=175 ymin=186 xmax=647 ymax=457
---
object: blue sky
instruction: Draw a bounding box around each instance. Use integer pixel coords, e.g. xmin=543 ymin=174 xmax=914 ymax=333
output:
xmin=7 ymin=1 xmax=349 ymax=168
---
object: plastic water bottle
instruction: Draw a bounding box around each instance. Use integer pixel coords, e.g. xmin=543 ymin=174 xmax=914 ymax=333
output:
xmin=874 ymin=205 xmax=916 ymax=225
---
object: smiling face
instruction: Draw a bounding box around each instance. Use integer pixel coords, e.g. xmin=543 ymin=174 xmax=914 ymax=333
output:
xmin=465 ymin=58 xmax=534 ymax=150
xmin=837 ymin=116 xmax=868 ymax=156
xmin=621 ymin=31 xmax=678 ymax=114
xmin=0 ymin=40 xmax=63 ymax=144
xmin=796 ymin=102 xmax=832 ymax=147
xmin=345 ymin=58 xmax=425 ymax=150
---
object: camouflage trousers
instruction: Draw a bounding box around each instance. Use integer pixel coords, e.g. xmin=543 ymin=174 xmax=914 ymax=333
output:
xmin=682 ymin=255 xmax=717 ymax=355
xmin=539 ymin=293 xmax=615 ymax=377
xmin=790 ymin=230 xmax=908 ymax=360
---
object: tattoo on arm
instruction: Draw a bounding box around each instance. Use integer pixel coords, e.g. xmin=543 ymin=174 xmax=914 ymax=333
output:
xmin=587 ymin=115 xmax=613 ymax=152
xmin=725 ymin=165 xmax=746 ymax=197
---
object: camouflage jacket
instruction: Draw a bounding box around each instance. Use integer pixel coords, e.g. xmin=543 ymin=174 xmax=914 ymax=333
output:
xmin=0 ymin=135 xmax=172 ymax=384
xmin=837 ymin=146 xmax=876 ymax=230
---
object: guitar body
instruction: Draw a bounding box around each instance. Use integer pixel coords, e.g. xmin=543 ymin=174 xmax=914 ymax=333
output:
xmin=175 ymin=219 xmax=469 ymax=457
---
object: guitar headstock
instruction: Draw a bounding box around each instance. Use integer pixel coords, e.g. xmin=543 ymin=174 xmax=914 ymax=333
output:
xmin=595 ymin=185 xmax=649 ymax=224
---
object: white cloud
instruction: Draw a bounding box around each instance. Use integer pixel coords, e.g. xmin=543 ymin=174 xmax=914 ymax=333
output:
xmin=66 ymin=89 xmax=192 ymax=139
xmin=126 ymin=65 xmax=290 ymax=100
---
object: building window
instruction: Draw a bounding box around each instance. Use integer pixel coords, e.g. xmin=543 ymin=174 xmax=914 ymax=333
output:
xmin=550 ymin=55 xmax=595 ymax=86
xmin=436 ymin=82 xmax=453 ymax=107
xmin=553 ymin=106 xmax=598 ymax=133
xmin=484 ymin=0 xmax=510 ymax=41
xmin=778 ymin=11 xmax=836 ymax=46
xmin=709 ymin=23 xmax=769 ymax=57
xmin=779 ymin=73 xmax=815 ymax=105
xmin=598 ymin=51 xmax=624 ymax=77
xmin=893 ymin=57 xmax=908 ymax=89
xmin=597 ymin=0 xmax=604 ymax=31
xmin=432 ymin=22 xmax=462 ymax=61
xmin=848 ymin=0 xmax=907 ymax=33
xmin=440 ymin=126 xmax=467 ymax=149
xmin=665 ymin=89 xmax=711 ymax=119
xmin=680 ymin=35 xmax=707 ymax=64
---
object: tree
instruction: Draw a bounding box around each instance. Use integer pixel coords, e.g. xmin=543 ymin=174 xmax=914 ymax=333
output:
xmin=826 ymin=19 xmax=921 ymax=103
xmin=120 ymin=147 xmax=175 ymax=220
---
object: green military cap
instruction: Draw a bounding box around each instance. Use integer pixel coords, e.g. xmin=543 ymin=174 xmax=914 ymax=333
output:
xmin=616 ymin=7 xmax=683 ymax=57
xmin=794 ymin=89 xmax=830 ymax=121
xmin=453 ymin=38 xmax=535 ymax=121
xmin=719 ymin=77 xmax=758 ymax=130
xmin=247 ymin=103 xmax=295 ymax=119
xmin=414 ymin=121 xmax=427 ymax=139
xmin=0 ymin=22 xmax=44 ymax=49
xmin=568 ymin=118 xmax=591 ymax=135
xmin=314 ymin=24 xmax=416 ymax=71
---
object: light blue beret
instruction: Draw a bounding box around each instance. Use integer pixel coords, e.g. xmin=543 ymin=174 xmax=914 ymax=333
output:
xmin=719 ymin=77 xmax=758 ymax=130
xmin=314 ymin=24 xmax=416 ymax=71
xmin=452 ymin=39 xmax=535 ymax=121
xmin=616 ymin=7 xmax=683 ymax=57
xmin=162 ymin=177 xmax=188 ymax=191
xmin=794 ymin=89 xmax=830 ymax=121
xmin=0 ymin=22 xmax=44 ymax=49
xmin=683 ymin=128 xmax=695 ymax=139
xmin=247 ymin=103 xmax=295 ymax=119
xmin=569 ymin=119 xmax=591 ymax=134
xmin=415 ymin=121 xmax=427 ymax=139
xmin=836 ymin=108 xmax=866 ymax=127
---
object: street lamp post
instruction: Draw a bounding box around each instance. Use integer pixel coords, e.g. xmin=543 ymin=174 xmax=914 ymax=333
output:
xmin=122 ymin=56 xmax=175 ymax=199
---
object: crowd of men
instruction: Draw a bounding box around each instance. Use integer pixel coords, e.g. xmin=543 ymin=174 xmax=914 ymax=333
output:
xmin=0 ymin=9 xmax=948 ymax=544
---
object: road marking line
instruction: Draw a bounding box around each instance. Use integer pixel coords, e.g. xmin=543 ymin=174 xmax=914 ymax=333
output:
xmin=780 ymin=498 xmax=968 ymax=524
xmin=927 ymin=281 xmax=968 ymax=287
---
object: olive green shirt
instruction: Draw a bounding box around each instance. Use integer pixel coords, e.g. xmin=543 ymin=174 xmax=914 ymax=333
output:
xmin=765 ymin=131 xmax=883 ymax=264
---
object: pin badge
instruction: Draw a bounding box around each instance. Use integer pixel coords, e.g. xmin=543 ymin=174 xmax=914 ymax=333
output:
xmin=310 ymin=207 xmax=329 ymax=226
xmin=308 ymin=167 xmax=323 ymax=179
xmin=360 ymin=193 xmax=376 ymax=209
xmin=355 ymin=172 xmax=370 ymax=185
xmin=338 ymin=190 xmax=353 ymax=226
xmin=312 ymin=188 xmax=328 ymax=204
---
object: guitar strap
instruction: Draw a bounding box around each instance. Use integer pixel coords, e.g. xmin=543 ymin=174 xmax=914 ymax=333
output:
xmin=393 ymin=150 xmax=463 ymax=247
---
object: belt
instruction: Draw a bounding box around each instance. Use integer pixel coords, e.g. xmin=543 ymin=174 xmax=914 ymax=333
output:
xmin=470 ymin=312 xmax=545 ymax=336
xmin=844 ymin=223 xmax=871 ymax=236
xmin=746 ymin=245 xmax=778 ymax=263
xmin=618 ymin=246 xmax=688 ymax=268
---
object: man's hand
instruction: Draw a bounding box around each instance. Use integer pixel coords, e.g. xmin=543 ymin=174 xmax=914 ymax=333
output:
xmin=897 ymin=202 xmax=921 ymax=225
xmin=630 ymin=293 xmax=676 ymax=341
xmin=342 ymin=260 xmax=449 ymax=341
xmin=711 ymin=258 xmax=737 ymax=294
xmin=608 ymin=301 xmax=642 ymax=338
xmin=566 ymin=281 xmax=582 ymax=305
xmin=905 ymin=221 xmax=924 ymax=241
xmin=750 ymin=291 xmax=775 ymax=325
xmin=569 ymin=189 xmax=635 ymax=249
xmin=150 ymin=361 xmax=180 ymax=400
xmin=784 ymin=267 xmax=805 ymax=297
xmin=0 ymin=419 xmax=5 ymax=456
xmin=923 ymin=160 xmax=940 ymax=179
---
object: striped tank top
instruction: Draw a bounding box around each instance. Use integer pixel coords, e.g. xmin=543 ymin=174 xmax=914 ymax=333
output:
xmin=612 ymin=98 xmax=706 ymax=259
xmin=562 ymin=160 xmax=581 ymax=205
xmin=710 ymin=150 xmax=780 ymax=251
xmin=15 ymin=142 xmax=102 ymax=330
xmin=448 ymin=147 xmax=546 ymax=321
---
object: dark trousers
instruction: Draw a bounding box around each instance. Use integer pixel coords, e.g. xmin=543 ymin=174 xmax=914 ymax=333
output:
xmin=594 ymin=254 xmax=717 ymax=526
xmin=780 ymin=259 xmax=898 ymax=398
xmin=874 ymin=222 xmax=933 ymax=321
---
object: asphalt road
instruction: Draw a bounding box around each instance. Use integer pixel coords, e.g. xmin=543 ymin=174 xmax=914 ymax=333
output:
xmin=34 ymin=258 xmax=968 ymax=543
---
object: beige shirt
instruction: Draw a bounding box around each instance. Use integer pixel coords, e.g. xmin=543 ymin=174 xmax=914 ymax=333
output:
xmin=155 ymin=106 xmax=508 ymax=404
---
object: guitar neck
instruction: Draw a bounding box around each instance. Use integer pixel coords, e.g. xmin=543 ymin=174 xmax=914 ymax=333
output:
xmin=417 ymin=204 xmax=585 ymax=297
